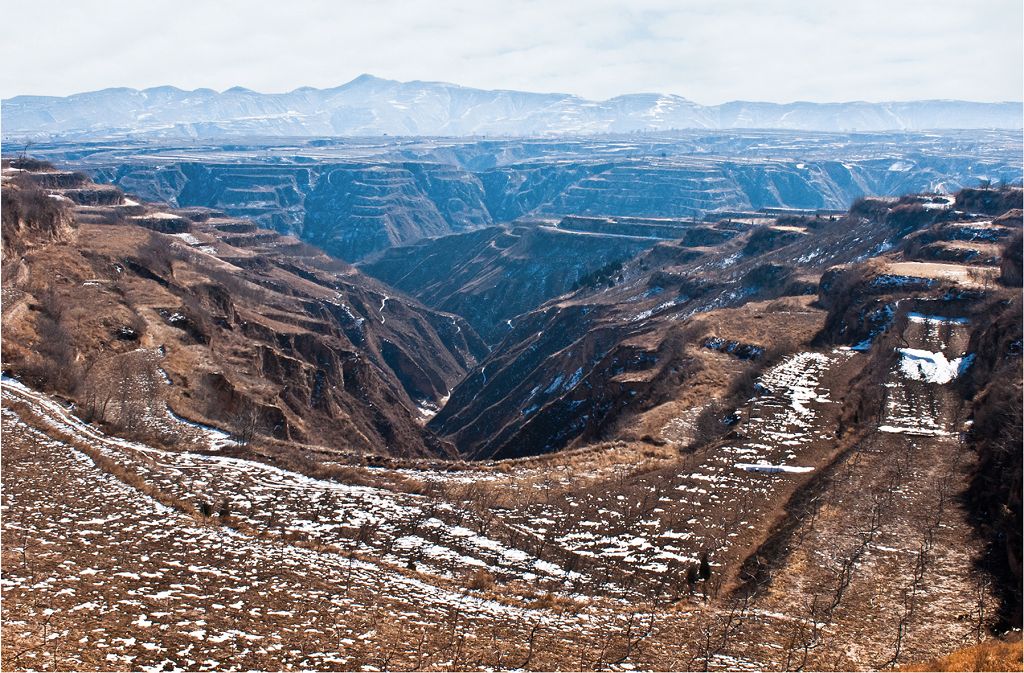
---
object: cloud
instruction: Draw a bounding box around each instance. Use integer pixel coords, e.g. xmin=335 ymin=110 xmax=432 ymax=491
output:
xmin=1 ymin=0 xmax=1020 ymax=103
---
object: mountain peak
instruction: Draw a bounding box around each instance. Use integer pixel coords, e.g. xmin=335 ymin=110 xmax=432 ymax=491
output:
xmin=342 ymin=73 xmax=394 ymax=88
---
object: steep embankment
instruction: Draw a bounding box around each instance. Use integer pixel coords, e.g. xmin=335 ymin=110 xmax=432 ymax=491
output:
xmin=960 ymin=290 xmax=1023 ymax=629
xmin=359 ymin=218 xmax=685 ymax=343
xmin=1 ymin=160 xmax=484 ymax=459
xmin=430 ymin=191 xmax=1004 ymax=459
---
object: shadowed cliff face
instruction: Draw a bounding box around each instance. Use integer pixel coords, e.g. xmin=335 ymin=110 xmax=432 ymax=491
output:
xmin=301 ymin=163 xmax=492 ymax=259
xmin=95 ymin=161 xmax=493 ymax=260
xmin=89 ymin=155 xmax=991 ymax=261
xmin=358 ymin=218 xmax=701 ymax=343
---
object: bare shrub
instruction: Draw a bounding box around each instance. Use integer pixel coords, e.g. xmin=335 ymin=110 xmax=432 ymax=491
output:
xmin=690 ymin=401 xmax=731 ymax=449
xmin=136 ymin=233 xmax=180 ymax=278
xmin=999 ymin=232 xmax=1022 ymax=287
xmin=77 ymin=350 xmax=160 ymax=432
xmin=20 ymin=290 xmax=79 ymax=392
xmin=467 ymin=568 xmax=496 ymax=591
xmin=8 ymin=157 xmax=54 ymax=172
xmin=1 ymin=182 xmax=73 ymax=258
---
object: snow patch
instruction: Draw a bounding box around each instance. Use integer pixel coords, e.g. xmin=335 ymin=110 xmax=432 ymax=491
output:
xmin=897 ymin=348 xmax=970 ymax=384
xmin=735 ymin=462 xmax=814 ymax=474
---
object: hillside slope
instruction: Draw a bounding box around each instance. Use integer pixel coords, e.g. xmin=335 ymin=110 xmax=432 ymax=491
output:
xmin=1 ymin=170 xmax=1020 ymax=670
xmin=431 ymin=190 xmax=1023 ymax=460
xmin=1 ymin=159 xmax=484 ymax=460
xmin=359 ymin=218 xmax=687 ymax=342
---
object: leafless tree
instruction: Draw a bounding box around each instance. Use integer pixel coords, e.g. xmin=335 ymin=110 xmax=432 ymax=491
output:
xmin=231 ymin=404 xmax=263 ymax=446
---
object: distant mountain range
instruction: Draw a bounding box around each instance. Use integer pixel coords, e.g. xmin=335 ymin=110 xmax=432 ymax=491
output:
xmin=3 ymin=74 xmax=1021 ymax=139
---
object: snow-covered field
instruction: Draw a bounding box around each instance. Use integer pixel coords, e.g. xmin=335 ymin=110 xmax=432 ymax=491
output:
xmin=0 ymin=379 xmax=574 ymax=590
xmin=732 ymin=311 xmax=991 ymax=670
xmin=0 ymin=401 xmax=634 ymax=671
xmin=0 ymin=344 xmax=856 ymax=600
xmin=881 ymin=313 xmax=973 ymax=436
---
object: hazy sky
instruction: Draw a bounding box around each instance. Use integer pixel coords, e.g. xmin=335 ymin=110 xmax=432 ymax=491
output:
xmin=1 ymin=0 xmax=1021 ymax=103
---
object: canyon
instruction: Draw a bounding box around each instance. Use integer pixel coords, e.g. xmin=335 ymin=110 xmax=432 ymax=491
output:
xmin=1 ymin=144 xmax=1021 ymax=671
xmin=20 ymin=130 xmax=1024 ymax=261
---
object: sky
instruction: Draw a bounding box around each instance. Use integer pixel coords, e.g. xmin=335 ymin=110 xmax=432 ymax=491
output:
xmin=1 ymin=0 xmax=1021 ymax=103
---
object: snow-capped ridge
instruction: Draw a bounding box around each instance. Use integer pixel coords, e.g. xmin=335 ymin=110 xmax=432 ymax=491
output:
xmin=3 ymin=77 xmax=1020 ymax=140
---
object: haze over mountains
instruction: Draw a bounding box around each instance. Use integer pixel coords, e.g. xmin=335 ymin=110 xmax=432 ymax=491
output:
xmin=3 ymin=74 xmax=1022 ymax=140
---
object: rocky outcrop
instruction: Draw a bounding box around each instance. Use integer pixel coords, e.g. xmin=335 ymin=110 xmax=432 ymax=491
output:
xmin=0 ymin=164 xmax=485 ymax=459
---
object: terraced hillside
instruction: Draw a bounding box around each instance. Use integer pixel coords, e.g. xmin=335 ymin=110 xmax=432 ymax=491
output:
xmin=1 ymin=160 xmax=484 ymax=459
xmin=29 ymin=129 xmax=1023 ymax=261
xmin=359 ymin=218 xmax=694 ymax=342
xmin=2 ymin=154 xmax=1021 ymax=670
xmin=301 ymin=163 xmax=491 ymax=259
xmin=3 ymin=250 xmax=1019 ymax=669
xmin=430 ymin=189 xmax=1019 ymax=459
xmin=91 ymin=161 xmax=492 ymax=260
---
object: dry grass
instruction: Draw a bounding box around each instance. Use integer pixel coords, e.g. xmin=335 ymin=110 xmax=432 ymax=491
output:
xmin=900 ymin=636 xmax=1023 ymax=672
xmin=3 ymin=398 xmax=207 ymax=522
xmin=4 ymin=171 xmax=1018 ymax=671
xmin=467 ymin=568 xmax=497 ymax=591
xmin=885 ymin=261 xmax=1001 ymax=287
xmin=2 ymin=330 xmax=1013 ymax=671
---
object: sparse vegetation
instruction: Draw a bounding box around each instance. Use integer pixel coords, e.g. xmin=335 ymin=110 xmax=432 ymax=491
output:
xmin=899 ymin=634 xmax=1023 ymax=672
xmin=1 ymin=178 xmax=74 ymax=259
xmin=1000 ymin=232 xmax=1023 ymax=287
xmin=572 ymin=259 xmax=625 ymax=290
xmin=2 ymin=162 xmax=1020 ymax=671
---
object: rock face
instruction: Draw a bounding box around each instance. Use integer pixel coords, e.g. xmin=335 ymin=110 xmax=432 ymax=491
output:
xmin=301 ymin=163 xmax=491 ymax=259
xmin=0 ymin=164 xmax=486 ymax=459
xmin=3 ymin=75 xmax=1021 ymax=139
xmin=89 ymin=161 xmax=493 ymax=260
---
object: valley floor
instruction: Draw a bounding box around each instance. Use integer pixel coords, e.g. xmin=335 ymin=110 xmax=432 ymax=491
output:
xmin=0 ymin=307 xmax=1004 ymax=671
